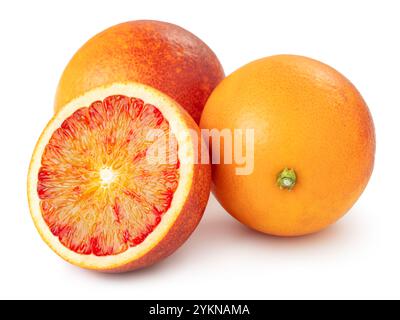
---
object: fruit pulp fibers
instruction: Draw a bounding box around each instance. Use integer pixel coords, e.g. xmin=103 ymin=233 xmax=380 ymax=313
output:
xmin=37 ymin=95 xmax=180 ymax=256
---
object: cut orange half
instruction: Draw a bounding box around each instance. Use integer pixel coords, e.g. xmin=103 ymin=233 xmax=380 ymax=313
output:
xmin=27 ymin=83 xmax=211 ymax=272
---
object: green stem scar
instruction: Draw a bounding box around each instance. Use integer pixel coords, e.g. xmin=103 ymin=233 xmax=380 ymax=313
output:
xmin=277 ymin=168 xmax=297 ymax=190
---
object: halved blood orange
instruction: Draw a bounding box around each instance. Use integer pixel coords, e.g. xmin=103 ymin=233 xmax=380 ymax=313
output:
xmin=28 ymin=83 xmax=211 ymax=272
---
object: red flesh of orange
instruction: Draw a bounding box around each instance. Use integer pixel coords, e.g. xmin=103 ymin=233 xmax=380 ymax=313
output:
xmin=37 ymin=95 xmax=180 ymax=256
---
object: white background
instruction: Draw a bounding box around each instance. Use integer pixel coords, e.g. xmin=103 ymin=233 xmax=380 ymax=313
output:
xmin=0 ymin=0 xmax=399 ymax=300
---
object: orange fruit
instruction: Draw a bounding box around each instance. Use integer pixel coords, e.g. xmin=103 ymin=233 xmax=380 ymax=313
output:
xmin=28 ymin=82 xmax=211 ymax=272
xmin=200 ymin=55 xmax=375 ymax=236
xmin=54 ymin=20 xmax=224 ymax=124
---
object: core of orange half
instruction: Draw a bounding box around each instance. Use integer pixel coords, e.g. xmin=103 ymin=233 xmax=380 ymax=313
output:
xmin=28 ymin=83 xmax=211 ymax=272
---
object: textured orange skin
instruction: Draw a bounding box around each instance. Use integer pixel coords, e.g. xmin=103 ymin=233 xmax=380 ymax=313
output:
xmin=54 ymin=20 xmax=224 ymax=124
xmin=200 ymin=55 xmax=375 ymax=237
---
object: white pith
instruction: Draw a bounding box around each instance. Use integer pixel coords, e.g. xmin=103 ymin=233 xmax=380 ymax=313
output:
xmin=99 ymin=167 xmax=116 ymax=186
xmin=27 ymin=82 xmax=195 ymax=270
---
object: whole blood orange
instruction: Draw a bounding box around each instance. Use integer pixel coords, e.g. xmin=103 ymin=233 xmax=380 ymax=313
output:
xmin=54 ymin=20 xmax=224 ymax=124
xmin=200 ymin=55 xmax=375 ymax=236
xmin=28 ymin=83 xmax=210 ymax=271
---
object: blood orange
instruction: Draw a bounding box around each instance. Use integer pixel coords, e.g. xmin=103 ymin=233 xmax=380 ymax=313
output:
xmin=54 ymin=20 xmax=225 ymax=124
xmin=28 ymin=83 xmax=210 ymax=272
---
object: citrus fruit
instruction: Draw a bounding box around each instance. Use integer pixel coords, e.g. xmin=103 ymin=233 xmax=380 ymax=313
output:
xmin=54 ymin=20 xmax=224 ymax=124
xmin=28 ymin=82 xmax=211 ymax=272
xmin=200 ymin=55 xmax=375 ymax=236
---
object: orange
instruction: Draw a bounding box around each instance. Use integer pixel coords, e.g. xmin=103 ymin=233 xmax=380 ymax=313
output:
xmin=200 ymin=55 xmax=375 ymax=236
xmin=54 ymin=20 xmax=224 ymax=124
xmin=28 ymin=82 xmax=211 ymax=272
